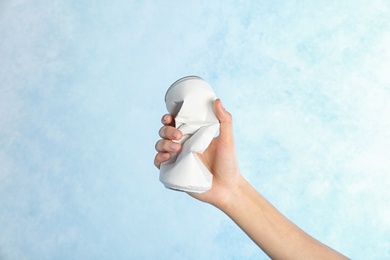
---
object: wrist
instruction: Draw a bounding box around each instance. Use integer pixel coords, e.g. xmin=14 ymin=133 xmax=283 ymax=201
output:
xmin=213 ymin=175 xmax=249 ymax=213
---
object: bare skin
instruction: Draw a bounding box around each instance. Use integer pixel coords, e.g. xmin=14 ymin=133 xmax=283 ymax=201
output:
xmin=154 ymin=99 xmax=349 ymax=260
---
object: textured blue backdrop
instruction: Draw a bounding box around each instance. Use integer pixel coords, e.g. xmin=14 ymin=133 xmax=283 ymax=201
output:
xmin=1 ymin=1 xmax=390 ymax=259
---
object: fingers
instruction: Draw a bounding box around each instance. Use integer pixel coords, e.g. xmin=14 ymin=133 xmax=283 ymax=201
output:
xmin=154 ymin=140 xmax=181 ymax=169
xmin=159 ymin=125 xmax=182 ymax=140
xmin=214 ymin=98 xmax=233 ymax=142
xmin=154 ymin=114 xmax=182 ymax=169
xmin=155 ymin=139 xmax=182 ymax=153
xmin=161 ymin=114 xmax=175 ymax=127
xmin=154 ymin=152 xmax=171 ymax=169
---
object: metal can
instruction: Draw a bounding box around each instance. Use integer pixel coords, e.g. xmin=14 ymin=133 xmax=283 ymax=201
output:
xmin=160 ymin=76 xmax=220 ymax=193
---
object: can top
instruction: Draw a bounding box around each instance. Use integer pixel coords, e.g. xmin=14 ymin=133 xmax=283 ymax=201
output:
xmin=165 ymin=76 xmax=203 ymax=102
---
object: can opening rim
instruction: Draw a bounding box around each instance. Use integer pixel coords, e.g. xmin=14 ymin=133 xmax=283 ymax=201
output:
xmin=165 ymin=76 xmax=203 ymax=102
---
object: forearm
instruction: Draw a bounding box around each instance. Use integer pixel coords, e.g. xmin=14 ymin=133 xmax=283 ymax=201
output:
xmin=217 ymin=177 xmax=348 ymax=260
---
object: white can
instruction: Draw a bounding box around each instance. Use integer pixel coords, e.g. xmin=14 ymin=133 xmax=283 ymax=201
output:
xmin=160 ymin=76 xmax=220 ymax=193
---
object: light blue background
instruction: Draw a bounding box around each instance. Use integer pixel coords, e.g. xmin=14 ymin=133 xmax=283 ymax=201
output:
xmin=1 ymin=1 xmax=390 ymax=259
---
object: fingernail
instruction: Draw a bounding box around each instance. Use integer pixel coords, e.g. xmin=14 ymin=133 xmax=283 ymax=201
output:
xmin=170 ymin=143 xmax=179 ymax=150
xmin=173 ymin=131 xmax=180 ymax=139
xmin=163 ymin=115 xmax=169 ymax=122
xmin=162 ymin=153 xmax=169 ymax=159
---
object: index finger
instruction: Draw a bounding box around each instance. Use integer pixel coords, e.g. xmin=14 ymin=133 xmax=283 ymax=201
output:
xmin=161 ymin=114 xmax=175 ymax=127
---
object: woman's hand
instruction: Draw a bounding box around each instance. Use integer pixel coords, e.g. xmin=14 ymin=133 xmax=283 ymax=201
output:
xmin=154 ymin=98 xmax=349 ymax=259
xmin=154 ymin=99 xmax=243 ymax=209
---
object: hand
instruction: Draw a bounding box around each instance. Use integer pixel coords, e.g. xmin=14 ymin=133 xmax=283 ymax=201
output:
xmin=154 ymin=99 xmax=243 ymax=209
xmin=154 ymin=99 xmax=349 ymax=259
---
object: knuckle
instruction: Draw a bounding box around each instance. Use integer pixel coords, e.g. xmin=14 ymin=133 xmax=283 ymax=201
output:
xmin=154 ymin=140 xmax=161 ymax=151
xmin=161 ymin=114 xmax=169 ymax=124
xmin=158 ymin=126 xmax=167 ymax=138
xmin=164 ymin=140 xmax=174 ymax=151
xmin=162 ymin=114 xmax=174 ymax=125
xmin=161 ymin=114 xmax=167 ymax=123
xmin=154 ymin=155 xmax=160 ymax=169
xmin=155 ymin=139 xmax=168 ymax=152
xmin=157 ymin=139 xmax=172 ymax=152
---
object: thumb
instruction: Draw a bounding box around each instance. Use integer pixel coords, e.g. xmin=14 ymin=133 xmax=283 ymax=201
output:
xmin=214 ymin=98 xmax=234 ymax=142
